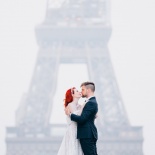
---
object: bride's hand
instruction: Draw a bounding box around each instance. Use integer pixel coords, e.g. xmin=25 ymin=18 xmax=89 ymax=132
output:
xmin=95 ymin=112 xmax=98 ymax=118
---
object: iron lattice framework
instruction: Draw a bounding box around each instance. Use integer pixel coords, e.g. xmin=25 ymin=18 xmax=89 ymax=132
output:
xmin=6 ymin=0 xmax=143 ymax=155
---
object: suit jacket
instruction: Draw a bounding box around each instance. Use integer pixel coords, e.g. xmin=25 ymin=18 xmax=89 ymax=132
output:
xmin=71 ymin=97 xmax=98 ymax=139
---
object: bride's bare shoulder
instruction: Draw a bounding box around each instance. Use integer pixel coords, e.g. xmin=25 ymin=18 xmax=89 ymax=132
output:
xmin=67 ymin=102 xmax=73 ymax=108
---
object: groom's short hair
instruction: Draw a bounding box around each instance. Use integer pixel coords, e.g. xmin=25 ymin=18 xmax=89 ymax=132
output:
xmin=81 ymin=82 xmax=95 ymax=92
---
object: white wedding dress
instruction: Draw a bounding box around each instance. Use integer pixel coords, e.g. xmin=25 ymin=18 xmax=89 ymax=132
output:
xmin=57 ymin=102 xmax=84 ymax=155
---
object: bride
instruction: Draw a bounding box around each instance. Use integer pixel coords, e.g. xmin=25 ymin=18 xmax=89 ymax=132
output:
xmin=57 ymin=87 xmax=84 ymax=155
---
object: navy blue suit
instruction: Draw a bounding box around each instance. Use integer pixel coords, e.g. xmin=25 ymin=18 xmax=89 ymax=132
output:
xmin=71 ymin=97 xmax=98 ymax=155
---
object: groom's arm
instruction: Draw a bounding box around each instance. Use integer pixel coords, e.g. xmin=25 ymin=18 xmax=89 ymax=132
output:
xmin=71 ymin=102 xmax=97 ymax=124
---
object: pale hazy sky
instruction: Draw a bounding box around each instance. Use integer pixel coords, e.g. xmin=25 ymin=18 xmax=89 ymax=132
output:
xmin=0 ymin=0 xmax=155 ymax=155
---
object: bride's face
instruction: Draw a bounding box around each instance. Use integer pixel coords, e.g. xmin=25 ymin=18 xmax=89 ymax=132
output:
xmin=72 ymin=89 xmax=82 ymax=98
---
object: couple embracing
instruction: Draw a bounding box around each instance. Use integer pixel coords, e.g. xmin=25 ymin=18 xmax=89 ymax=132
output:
xmin=57 ymin=82 xmax=98 ymax=155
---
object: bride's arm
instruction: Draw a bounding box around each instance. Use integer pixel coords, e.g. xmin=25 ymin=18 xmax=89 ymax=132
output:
xmin=64 ymin=104 xmax=74 ymax=115
xmin=68 ymin=104 xmax=74 ymax=113
xmin=64 ymin=106 xmax=70 ymax=115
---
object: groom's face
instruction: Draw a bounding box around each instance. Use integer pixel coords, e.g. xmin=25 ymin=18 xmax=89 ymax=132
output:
xmin=81 ymin=86 xmax=88 ymax=98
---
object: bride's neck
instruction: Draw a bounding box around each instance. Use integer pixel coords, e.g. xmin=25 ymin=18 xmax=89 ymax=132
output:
xmin=72 ymin=98 xmax=79 ymax=104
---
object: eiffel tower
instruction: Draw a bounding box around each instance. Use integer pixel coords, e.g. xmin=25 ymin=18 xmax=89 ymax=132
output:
xmin=6 ymin=0 xmax=143 ymax=155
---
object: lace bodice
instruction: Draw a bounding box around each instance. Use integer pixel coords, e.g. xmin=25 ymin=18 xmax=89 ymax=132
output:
xmin=66 ymin=102 xmax=82 ymax=125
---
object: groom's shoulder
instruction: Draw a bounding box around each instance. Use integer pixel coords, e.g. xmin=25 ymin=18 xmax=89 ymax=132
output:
xmin=87 ymin=98 xmax=97 ymax=105
xmin=89 ymin=97 xmax=97 ymax=102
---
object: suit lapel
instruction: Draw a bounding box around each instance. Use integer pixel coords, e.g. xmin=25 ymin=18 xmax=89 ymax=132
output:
xmin=83 ymin=97 xmax=96 ymax=111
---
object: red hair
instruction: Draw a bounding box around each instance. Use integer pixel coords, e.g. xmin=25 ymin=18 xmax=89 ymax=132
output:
xmin=64 ymin=87 xmax=75 ymax=107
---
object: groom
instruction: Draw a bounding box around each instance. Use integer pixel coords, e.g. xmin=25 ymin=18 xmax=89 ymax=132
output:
xmin=70 ymin=81 xmax=98 ymax=155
